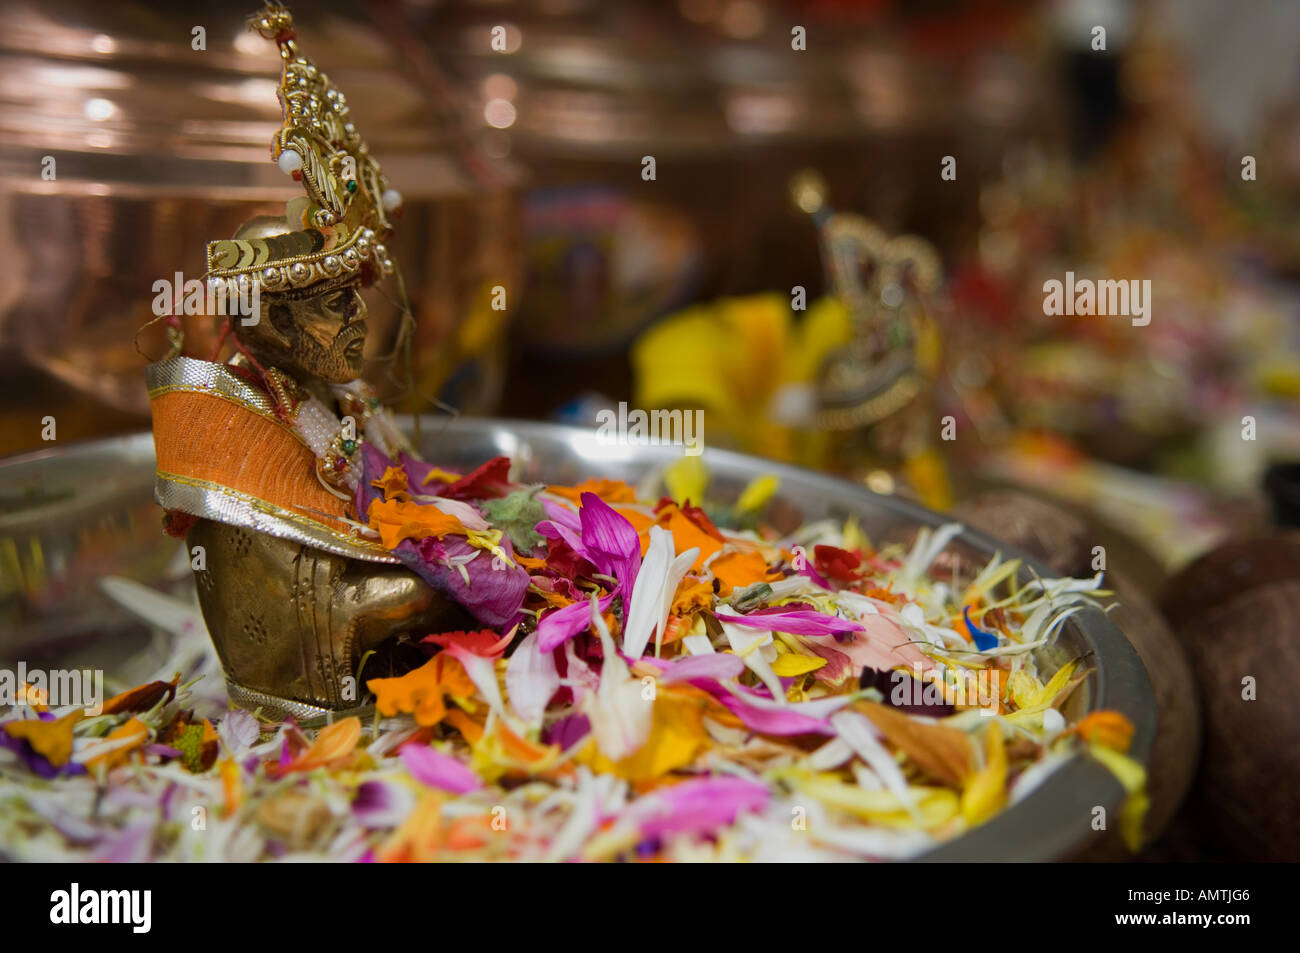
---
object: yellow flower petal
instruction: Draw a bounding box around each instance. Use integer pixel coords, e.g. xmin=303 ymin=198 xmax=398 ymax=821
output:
xmin=770 ymin=654 xmax=827 ymax=677
xmin=664 ymin=455 xmax=708 ymax=507
xmin=960 ymin=721 xmax=1007 ymax=827
xmin=577 ymin=688 xmax=710 ymax=782
xmin=1089 ymin=742 xmax=1150 ymax=851
xmin=794 ymin=774 xmax=959 ymax=830
xmin=735 ymin=474 xmax=780 ymax=515
xmin=1008 ymin=670 xmax=1044 ymax=710
xmin=1028 ymin=659 xmax=1078 ymax=709
xmin=419 ymin=467 xmax=463 ymax=486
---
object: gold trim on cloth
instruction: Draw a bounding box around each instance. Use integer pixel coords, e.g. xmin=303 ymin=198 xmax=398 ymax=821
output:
xmin=147 ymin=356 xmax=397 ymax=564
xmin=146 ymin=356 xmax=277 ymax=415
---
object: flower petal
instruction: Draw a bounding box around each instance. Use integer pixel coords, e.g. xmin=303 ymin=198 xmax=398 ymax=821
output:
xmin=715 ymin=608 xmax=864 ymax=637
xmin=630 ymin=776 xmax=769 ymax=839
xmin=537 ymin=592 xmax=615 ymax=653
xmin=578 ymin=491 xmax=642 ymax=587
xmin=505 ymin=630 xmax=560 ymax=726
xmin=400 ymin=743 xmax=481 ymax=794
xmin=622 ymin=526 xmax=680 ymax=659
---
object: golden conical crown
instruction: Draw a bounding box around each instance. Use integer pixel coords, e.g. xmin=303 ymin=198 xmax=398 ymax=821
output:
xmin=205 ymin=2 xmax=402 ymax=295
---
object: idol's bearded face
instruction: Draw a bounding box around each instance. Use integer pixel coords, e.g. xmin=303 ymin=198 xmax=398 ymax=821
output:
xmin=238 ymin=284 xmax=368 ymax=384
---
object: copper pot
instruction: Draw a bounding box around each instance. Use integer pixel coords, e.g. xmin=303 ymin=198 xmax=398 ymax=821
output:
xmin=0 ymin=0 xmax=520 ymax=452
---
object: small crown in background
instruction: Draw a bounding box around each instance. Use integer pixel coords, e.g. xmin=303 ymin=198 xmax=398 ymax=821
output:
xmin=205 ymin=2 xmax=405 ymax=296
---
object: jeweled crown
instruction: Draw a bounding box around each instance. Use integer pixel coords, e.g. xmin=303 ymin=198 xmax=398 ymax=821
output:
xmin=205 ymin=2 xmax=403 ymax=295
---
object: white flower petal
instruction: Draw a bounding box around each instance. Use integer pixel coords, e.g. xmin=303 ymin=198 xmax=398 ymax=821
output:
xmin=505 ymin=630 xmax=560 ymax=727
xmin=721 ymin=623 xmax=786 ymax=700
xmin=587 ymin=599 xmax=653 ymax=761
xmin=831 ymin=710 xmax=922 ymax=823
xmin=622 ymin=526 xmax=674 ymax=659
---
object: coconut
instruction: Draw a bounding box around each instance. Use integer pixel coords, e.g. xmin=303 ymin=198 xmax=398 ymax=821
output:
xmin=1160 ymin=534 xmax=1300 ymax=862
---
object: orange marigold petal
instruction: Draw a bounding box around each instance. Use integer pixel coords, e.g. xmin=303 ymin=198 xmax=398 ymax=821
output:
xmin=1073 ymin=710 xmax=1134 ymax=752
xmin=498 ymin=721 xmax=559 ymax=765
xmin=371 ymin=466 xmax=410 ymax=501
xmin=2 ymin=710 xmax=84 ymax=767
xmin=272 ymin=716 xmax=363 ymax=776
xmin=88 ymin=716 xmax=150 ymax=770
xmin=369 ymin=657 xmax=446 ymax=725
xmin=657 ymin=506 xmax=724 ymax=570
xmin=671 ymin=575 xmax=714 ymax=617
xmin=443 ymin=707 xmax=485 ymax=745
xmin=548 ymin=478 xmax=639 ymax=505
xmin=711 ymin=550 xmax=779 ymax=596
xmin=366 ymin=497 xmax=468 ymax=550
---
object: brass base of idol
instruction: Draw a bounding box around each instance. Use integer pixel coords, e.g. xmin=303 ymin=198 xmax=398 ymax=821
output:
xmin=188 ymin=520 xmax=465 ymax=718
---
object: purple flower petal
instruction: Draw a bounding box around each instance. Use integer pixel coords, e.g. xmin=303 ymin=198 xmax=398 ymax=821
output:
xmin=400 ymin=743 xmax=481 ymax=794
xmin=352 ymin=778 xmax=416 ymax=827
xmin=28 ymin=797 xmax=102 ymax=842
xmin=861 ymin=667 xmax=953 ymax=717
xmin=632 ymin=777 xmax=769 ymax=839
xmin=577 ymin=492 xmax=642 ymax=589
xmin=543 ymin=713 xmax=591 ymax=749
xmin=397 ymin=535 xmax=530 ymax=629
xmin=0 ymin=730 xmax=84 ymax=779
xmin=715 ymin=608 xmax=864 ymax=637
xmin=92 ymin=818 xmax=155 ymax=863
xmin=536 ymin=593 xmax=615 ymax=652
xmin=395 ymin=451 xmax=439 ymax=491
xmin=355 ymin=444 xmax=396 ymax=516
xmin=218 ymin=708 xmax=260 ymax=753
xmin=656 ymin=653 xmax=746 ymax=684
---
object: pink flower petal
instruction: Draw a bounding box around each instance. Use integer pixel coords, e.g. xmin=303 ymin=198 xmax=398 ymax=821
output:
xmin=656 ymin=653 xmax=746 ymax=684
xmin=676 ymin=676 xmax=839 ymax=735
xmin=714 ymin=608 xmax=864 ymax=637
xmin=536 ymin=593 xmax=616 ymax=652
xmin=632 ymin=777 xmax=769 ymax=838
xmin=506 ymin=630 xmax=561 ymax=725
xmin=824 ymin=615 xmax=932 ymax=674
xmin=578 ymin=492 xmax=642 ymax=589
xmin=537 ymin=502 xmax=585 ymax=554
xmin=712 ymin=692 xmax=835 ymax=735
xmin=400 ymin=743 xmax=480 ymax=794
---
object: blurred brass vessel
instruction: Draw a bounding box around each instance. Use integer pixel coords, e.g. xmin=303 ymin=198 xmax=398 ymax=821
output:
xmin=0 ymin=0 xmax=520 ymax=450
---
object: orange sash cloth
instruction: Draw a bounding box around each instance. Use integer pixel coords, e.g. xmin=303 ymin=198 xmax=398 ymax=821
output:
xmin=150 ymin=388 xmax=355 ymax=538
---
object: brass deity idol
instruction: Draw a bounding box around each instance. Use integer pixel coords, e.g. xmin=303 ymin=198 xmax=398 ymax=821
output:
xmin=789 ymin=171 xmax=951 ymax=507
xmin=147 ymin=4 xmax=455 ymax=719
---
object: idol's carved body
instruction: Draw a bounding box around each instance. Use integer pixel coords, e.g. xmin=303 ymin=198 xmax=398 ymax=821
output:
xmin=187 ymin=519 xmax=454 ymax=716
xmin=146 ymin=4 xmax=439 ymax=717
xmin=185 ymin=218 xmax=453 ymax=718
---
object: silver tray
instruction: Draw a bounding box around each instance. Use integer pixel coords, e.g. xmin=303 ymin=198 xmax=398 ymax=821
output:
xmin=0 ymin=418 xmax=1156 ymax=862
